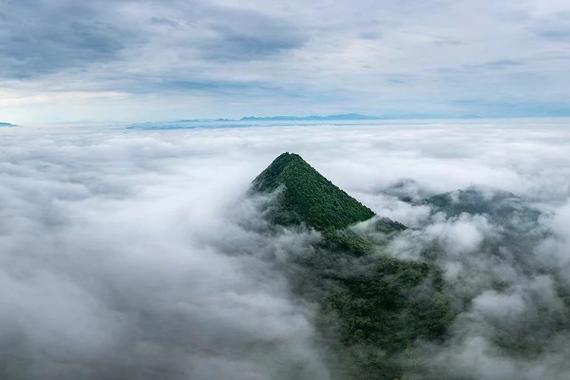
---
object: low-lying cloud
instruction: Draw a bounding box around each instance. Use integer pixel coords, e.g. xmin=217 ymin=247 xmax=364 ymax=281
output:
xmin=0 ymin=120 xmax=569 ymax=379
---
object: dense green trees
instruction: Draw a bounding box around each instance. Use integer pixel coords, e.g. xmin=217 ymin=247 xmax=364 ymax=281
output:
xmin=252 ymin=153 xmax=455 ymax=379
xmin=252 ymin=152 xmax=375 ymax=231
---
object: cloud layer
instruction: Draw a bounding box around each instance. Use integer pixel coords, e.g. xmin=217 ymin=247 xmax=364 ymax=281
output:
xmin=0 ymin=120 xmax=570 ymax=379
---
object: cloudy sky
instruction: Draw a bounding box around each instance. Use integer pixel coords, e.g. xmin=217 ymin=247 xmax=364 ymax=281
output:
xmin=1 ymin=0 xmax=570 ymax=123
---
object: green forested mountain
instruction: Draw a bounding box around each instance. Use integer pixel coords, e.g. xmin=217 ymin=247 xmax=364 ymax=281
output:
xmin=252 ymin=152 xmax=376 ymax=231
xmin=251 ymin=153 xmax=455 ymax=379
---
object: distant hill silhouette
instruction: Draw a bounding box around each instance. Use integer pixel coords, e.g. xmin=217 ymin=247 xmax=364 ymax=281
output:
xmin=241 ymin=113 xmax=379 ymax=121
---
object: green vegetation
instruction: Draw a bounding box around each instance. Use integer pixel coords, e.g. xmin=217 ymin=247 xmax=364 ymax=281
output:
xmin=252 ymin=152 xmax=376 ymax=231
xmin=326 ymin=257 xmax=452 ymax=351
xmin=290 ymin=248 xmax=454 ymax=379
xmin=252 ymin=153 xmax=456 ymax=379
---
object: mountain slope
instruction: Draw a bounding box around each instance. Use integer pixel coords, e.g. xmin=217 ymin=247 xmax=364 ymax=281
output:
xmin=250 ymin=153 xmax=455 ymax=379
xmin=252 ymin=152 xmax=375 ymax=231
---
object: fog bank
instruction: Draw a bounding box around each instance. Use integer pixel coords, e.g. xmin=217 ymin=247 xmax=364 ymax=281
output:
xmin=1 ymin=120 xmax=569 ymax=379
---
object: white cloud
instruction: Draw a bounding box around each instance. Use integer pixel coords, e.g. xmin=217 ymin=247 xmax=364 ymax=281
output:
xmin=0 ymin=120 xmax=569 ymax=378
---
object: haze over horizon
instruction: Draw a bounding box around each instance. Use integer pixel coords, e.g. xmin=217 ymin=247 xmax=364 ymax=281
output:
xmin=2 ymin=0 xmax=570 ymax=124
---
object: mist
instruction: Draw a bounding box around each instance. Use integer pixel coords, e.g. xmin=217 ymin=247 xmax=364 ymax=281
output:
xmin=1 ymin=119 xmax=569 ymax=379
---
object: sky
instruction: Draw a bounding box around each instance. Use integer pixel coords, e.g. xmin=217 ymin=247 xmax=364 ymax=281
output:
xmin=1 ymin=0 xmax=570 ymax=123
xmin=1 ymin=120 xmax=570 ymax=379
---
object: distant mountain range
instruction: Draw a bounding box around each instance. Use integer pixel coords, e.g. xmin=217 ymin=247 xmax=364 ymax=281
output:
xmin=148 ymin=112 xmax=467 ymax=125
xmin=241 ymin=113 xmax=382 ymax=121
xmin=127 ymin=114 xmax=385 ymax=130
xmin=128 ymin=113 xmax=500 ymax=130
xmin=0 ymin=122 xmax=15 ymax=127
xmin=148 ymin=113 xmax=384 ymax=124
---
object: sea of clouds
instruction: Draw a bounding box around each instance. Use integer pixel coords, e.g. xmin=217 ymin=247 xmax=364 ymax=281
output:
xmin=0 ymin=120 xmax=569 ymax=379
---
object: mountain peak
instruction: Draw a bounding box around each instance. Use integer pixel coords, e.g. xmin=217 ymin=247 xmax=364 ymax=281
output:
xmin=252 ymin=152 xmax=304 ymax=190
xmin=252 ymin=152 xmax=375 ymax=231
